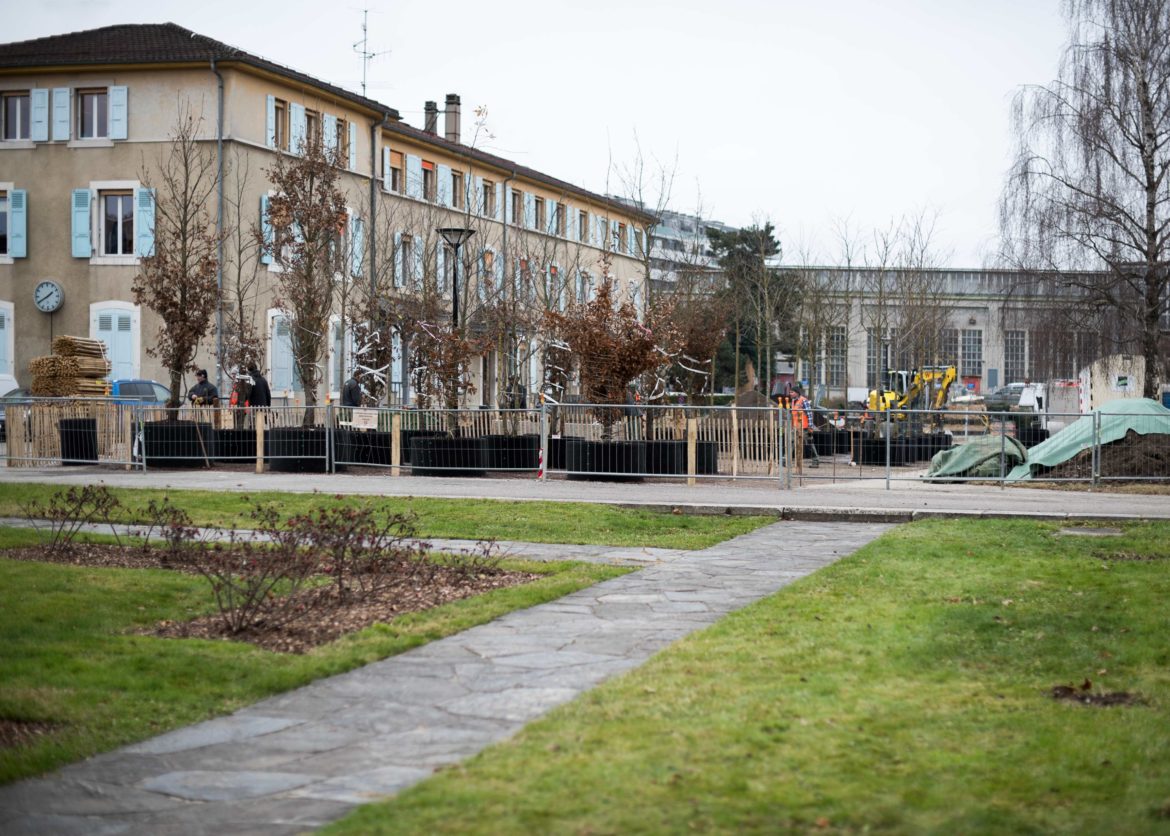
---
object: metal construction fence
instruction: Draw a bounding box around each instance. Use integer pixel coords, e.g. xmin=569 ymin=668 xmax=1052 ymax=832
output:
xmin=2 ymin=398 xmax=1168 ymax=486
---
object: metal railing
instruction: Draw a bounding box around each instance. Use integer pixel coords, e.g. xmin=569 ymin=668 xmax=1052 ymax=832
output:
xmin=3 ymin=398 xmax=1167 ymax=487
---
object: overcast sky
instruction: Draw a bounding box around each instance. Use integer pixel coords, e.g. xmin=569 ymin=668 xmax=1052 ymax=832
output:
xmin=9 ymin=0 xmax=1068 ymax=267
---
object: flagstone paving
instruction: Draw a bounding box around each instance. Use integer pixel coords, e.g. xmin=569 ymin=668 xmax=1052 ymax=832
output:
xmin=0 ymin=519 xmax=891 ymax=835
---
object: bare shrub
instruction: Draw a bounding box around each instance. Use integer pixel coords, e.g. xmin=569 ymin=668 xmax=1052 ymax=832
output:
xmin=23 ymin=485 xmax=123 ymax=553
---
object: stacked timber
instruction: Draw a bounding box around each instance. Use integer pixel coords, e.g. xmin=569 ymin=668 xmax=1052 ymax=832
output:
xmin=28 ymin=337 xmax=111 ymax=397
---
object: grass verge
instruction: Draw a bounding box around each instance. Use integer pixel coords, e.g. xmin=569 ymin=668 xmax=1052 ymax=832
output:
xmin=0 ymin=483 xmax=773 ymax=550
xmin=0 ymin=535 xmax=628 ymax=784
xmin=326 ymin=518 xmax=1170 ymax=835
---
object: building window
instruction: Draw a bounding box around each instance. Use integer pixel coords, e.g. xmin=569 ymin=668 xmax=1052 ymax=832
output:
xmin=555 ymin=204 xmax=566 ymax=236
xmin=482 ymin=179 xmax=495 ymax=215
xmin=2 ymin=92 xmax=30 ymax=141
xmin=511 ymin=190 xmax=522 ymax=225
xmin=397 ymin=235 xmax=413 ymax=287
xmin=422 ymin=160 xmax=436 ymax=201
xmin=866 ymin=330 xmax=884 ymax=389
xmin=334 ymin=117 xmax=348 ymax=160
xmin=305 ymin=109 xmax=321 ymax=148
xmin=961 ymin=328 xmax=983 ymax=377
xmin=451 ymin=170 xmax=464 ymax=209
xmin=389 ymin=151 xmax=403 ymax=192
xmin=827 ymin=326 xmax=847 ymax=387
xmin=0 ymin=191 xmax=7 ymax=255
xmin=579 ymin=210 xmax=588 ymax=241
xmin=616 ymin=222 xmax=627 ymax=251
xmin=273 ymin=98 xmax=288 ymax=150
xmin=940 ymin=328 xmax=959 ymax=366
xmin=100 ymin=191 xmax=134 ymax=256
xmin=1005 ymin=330 xmax=1028 ymax=382
xmin=533 ymin=197 xmax=545 ymax=231
xmin=78 ymin=89 xmax=108 ymax=139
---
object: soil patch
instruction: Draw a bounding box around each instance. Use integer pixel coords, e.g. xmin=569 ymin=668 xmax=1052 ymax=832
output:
xmin=0 ymin=720 xmax=57 ymax=750
xmin=1050 ymin=683 xmax=1144 ymax=707
xmin=3 ymin=543 xmax=203 ymax=573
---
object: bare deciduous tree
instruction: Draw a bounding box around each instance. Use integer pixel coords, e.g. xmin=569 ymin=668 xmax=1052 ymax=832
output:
xmin=133 ymin=104 xmax=221 ymax=410
xmin=1001 ymin=0 xmax=1170 ymax=397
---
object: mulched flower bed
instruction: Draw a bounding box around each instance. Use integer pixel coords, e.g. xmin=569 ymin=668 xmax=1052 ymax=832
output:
xmin=4 ymin=543 xmax=541 ymax=655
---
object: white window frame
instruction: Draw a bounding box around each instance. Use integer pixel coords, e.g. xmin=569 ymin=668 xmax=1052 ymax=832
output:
xmin=0 ymin=300 xmax=14 ymax=379
xmin=89 ymin=180 xmax=139 ymax=265
xmin=0 ymin=181 xmax=11 ymax=264
xmin=76 ymin=87 xmax=109 ymax=141
xmin=1 ymin=91 xmax=31 ymax=143
xmin=89 ymin=300 xmax=141 ymax=379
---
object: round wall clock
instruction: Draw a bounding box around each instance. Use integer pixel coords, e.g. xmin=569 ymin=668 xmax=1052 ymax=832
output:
xmin=34 ymin=280 xmax=64 ymax=314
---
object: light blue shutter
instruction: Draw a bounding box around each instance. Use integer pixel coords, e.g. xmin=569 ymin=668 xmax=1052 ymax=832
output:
xmin=413 ymin=234 xmax=423 ymax=287
xmin=382 ymin=147 xmax=391 ymax=190
xmin=437 ymin=164 xmax=452 ymax=207
xmin=627 ymin=224 xmax=635 ymax=256
xmin=95 ymin=310 xmax=134 ymax=379
xmin=108 ymin=86 xmax=128 ymax=140
xmin=135 ymin=188 xmax=155 ymax=257
xmin=350 ymin=216 xmax=364 ymax=277
xmin=272 ymin=316 xmax=293 ymax=392
xmin=495 ymin=249 xmax=504 ymax=294
xmin=610 ymin=220 xmax=619 ymax=251
xmin=30 ymin=90 xmax=49 ymax=141
xmin=505 ymin=188 xmax=514 ymax=224
xmin=405 ymin=155 xmax=423 ymax=199
xmin=323 ymin=114 xmax=337 ymax=153
xmin=473 ymin=176 xmax=483 ymax=215
xmin=477 ymin=251 xmax=488 ymax=301
xmin=547 ymin=200 xmax=558 ymax=235
xmin=494 ymin=182 xmax=503 ymax=221
xmin=259 ymin=195 xmax=273 ymax=265
xmin=52 ymin=88 xmax=70 ymax=141
xmin=348 ymin=122 xmax=357 ymax=170
xmin=71 ymin=189 xmax=92 ymax=258
xmin=391 ymin=329 xmax=402 ymax=388
xmin=265 ymin=95 xmax=276 ymax=147
xmin=8 ymin=191 xmax=27 ymax=259
xmin=436 ymin=242 xmax=446 ymax=293
xmin=565 ymin=206 xmax=576 ymax=242
xmin=593 ymin=216 xmax=602 ymax=247
xmin=289 ymin=103 xmax=306 ymax=152
xmin=524 ymin=193 xmax=535 ymax=228
xmin=393 ymin=232 xmax=403 ymax=287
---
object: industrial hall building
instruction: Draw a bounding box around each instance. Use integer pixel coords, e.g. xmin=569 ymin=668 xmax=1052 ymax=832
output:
xmin=0 ymin=23 xmax=653 ymax=405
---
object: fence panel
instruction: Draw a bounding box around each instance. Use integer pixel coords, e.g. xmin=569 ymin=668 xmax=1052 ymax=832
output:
xmin=4 ymin=398 xmax=137 ymax=468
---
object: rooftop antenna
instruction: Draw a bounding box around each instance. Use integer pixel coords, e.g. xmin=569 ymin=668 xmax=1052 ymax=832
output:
xmin=353 ymin=8 xmax=390 ymax=97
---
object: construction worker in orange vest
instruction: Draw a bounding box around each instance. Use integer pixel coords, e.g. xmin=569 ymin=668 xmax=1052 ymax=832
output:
xmin=790 ymin=386 xmax=820 ymax=469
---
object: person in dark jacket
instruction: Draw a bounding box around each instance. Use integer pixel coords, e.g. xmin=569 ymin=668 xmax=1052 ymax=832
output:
xmin=341 ymin=370 xmax=362 ymax=408
xmin=246 ymin=363 xmax=271 ymax=408
xmin=187 ymin=369 xmax=219 ymax=405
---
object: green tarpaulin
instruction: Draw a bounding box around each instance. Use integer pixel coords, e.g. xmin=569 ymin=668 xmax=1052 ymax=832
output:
xmin=1006 ymin=398 xmax=1170 ymax=481
xmin=924 ymin=435 xmax=1027 ymax=481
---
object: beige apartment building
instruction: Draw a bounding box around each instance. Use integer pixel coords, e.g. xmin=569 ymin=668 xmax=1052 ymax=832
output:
xmin=0 ymin=23 xmax=653 ymax=405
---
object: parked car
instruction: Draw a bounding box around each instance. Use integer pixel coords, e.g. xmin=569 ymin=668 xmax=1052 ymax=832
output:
xmin=984 ymin=382 xmax=1027 ymax=412
xmin=108 ymin=379 xmax=171 ymax=405
xmin=0 ymin=387 xmax=31 ymax=441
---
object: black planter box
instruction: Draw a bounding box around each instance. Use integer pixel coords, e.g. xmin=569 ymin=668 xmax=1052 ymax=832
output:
xmin=855 ymin=438 xmax=909 ymax=467
xmin=268 ymin=427 xmax=346 ymax=473
xmin=59 ymin=418 xmax=99 ymax=465
xmin=411 ymin=435 xmax=486 ymax=477
xmin=566 ymin=439 xmax=646 ymax=482
xmin=482 ymin=434 xmax=540 ymax=470
xmin=143 ymin=421 xmax=214 ymax=467
xmin=399 ymin=430 xmax=447 ymax=465
xmin=1017 ymin=426 xmax=1050 ymax=448
xmin=214 ymin=427 xmax=259 ymax=462
xmin=546 ymin=436 xmax=582 ymax=471
xmin=644 ymin=440 xmax=718 ymax=475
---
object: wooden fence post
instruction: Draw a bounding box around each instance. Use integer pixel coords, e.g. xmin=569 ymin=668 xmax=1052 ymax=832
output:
xmin=687 ymin=417 xmax=697 ymax=486
xmin=391 ymin=412 xmax=402 ymax=477
xmin=255 ymin=411 xmax=265 ymax=474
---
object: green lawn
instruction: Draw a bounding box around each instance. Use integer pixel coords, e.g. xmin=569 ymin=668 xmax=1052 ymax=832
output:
xmin=326 ymin=518 xmax=1170 ymax=835
xmin=0 ymin=527 xmax=628 ymax=784
xmin=0 ymin=483 xmax=773 ymax=549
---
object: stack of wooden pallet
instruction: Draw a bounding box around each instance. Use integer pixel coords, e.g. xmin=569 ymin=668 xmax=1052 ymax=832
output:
xmin=29 ymin=337 xmax=111 ymax=397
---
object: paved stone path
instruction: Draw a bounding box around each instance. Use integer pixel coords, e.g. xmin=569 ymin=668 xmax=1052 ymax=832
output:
xmin=0 ymin=520 xmax=891 ymax=835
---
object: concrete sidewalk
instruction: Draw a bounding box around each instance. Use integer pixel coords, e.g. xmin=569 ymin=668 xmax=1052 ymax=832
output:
xmin=0 ymin=464 xmax=1166 ymax=521
xmin=0 ymin=519 xmax=892 ymax=835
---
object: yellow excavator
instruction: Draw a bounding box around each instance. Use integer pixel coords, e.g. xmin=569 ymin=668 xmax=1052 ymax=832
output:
xmin=867 ymin=365 xmax=957 ymax=429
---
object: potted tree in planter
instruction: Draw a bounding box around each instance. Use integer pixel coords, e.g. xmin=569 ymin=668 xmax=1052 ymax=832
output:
xmin=545 ymin=271 xmax=665 ymax=480
xmin=133 ymin=106 xmax=221 ymax=467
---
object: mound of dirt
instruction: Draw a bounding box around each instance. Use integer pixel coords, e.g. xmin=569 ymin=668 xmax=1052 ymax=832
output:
xmin=1050 ymin=682 xmax=1144 ymax=707
xmin=1043 ymin=430 xmax=1170 ymax=480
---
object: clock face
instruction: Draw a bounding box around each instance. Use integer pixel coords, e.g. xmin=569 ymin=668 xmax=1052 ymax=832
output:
xmin=34 ymin=280 xmax=64 ymax=314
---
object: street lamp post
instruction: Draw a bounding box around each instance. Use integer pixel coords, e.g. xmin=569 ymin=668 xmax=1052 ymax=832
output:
xmin=437 ymin=227 xmax=475 ymax=332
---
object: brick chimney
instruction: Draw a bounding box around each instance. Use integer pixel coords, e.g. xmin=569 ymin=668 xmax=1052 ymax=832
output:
xmin=423 ymin=100 xmax=438 ymax=134
xmin=444 ymin=93 xmax=461 ymax=144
